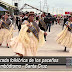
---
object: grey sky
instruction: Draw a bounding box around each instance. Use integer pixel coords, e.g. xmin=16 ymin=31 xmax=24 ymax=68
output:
xmin=1 ymin=0 xmax=72 ymax=14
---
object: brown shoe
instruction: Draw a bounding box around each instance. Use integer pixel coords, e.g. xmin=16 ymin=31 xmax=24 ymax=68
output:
xmin=16 ymin=53 xmax=23 ymax=57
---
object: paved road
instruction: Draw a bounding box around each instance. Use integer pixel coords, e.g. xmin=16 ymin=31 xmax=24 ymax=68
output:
xmin=0 ymin=24 xmax=72 ymax=56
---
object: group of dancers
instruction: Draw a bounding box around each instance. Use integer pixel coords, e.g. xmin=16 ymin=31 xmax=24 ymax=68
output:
xmin=0 ymin=12 xmax=72 ymax=57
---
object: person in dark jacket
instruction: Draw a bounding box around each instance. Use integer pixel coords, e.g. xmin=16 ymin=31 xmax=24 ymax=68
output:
xmin=52 ymin=16 xmax=56 ymax=25
xmin=62 ymin=16 xmax=68 ymax=30
xmin=44 ymin=13 xmax=52 ymax=32
xmin=18 ymin=17 xmax=22 ymax=32
xmin=16 ymin=16 xmax=19 ymax=27
xmin=38 ymin=12 xmax=47 ymax=41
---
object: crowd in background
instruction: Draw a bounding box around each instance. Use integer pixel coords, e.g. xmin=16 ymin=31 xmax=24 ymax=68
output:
xmin=0 ymin=11 xmax=70 ymax=32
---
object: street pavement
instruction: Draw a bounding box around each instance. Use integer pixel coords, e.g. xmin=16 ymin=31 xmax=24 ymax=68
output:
xmin=0 ymin=24 xmax=72 ymax=56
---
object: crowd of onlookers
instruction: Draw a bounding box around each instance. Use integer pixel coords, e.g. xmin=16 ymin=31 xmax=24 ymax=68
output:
xmin=0 ymin=11 xmax=70 ymax=32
